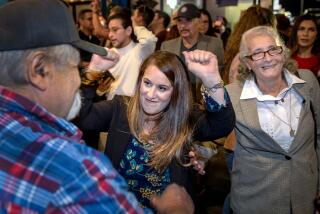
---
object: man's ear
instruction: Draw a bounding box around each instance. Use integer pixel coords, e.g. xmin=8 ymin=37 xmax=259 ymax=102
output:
xmin=125 ymin=26 xmax=133 ymax=37
xmin=26 ymin=52 xmax=50 ymax=91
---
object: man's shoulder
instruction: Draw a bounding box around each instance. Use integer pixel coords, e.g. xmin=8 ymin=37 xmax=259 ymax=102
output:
xmin=160 ymin=37 xmax=181 ymax=53
xmin=0 ymin=134 xmax=131 ymax=212
xmin=161 ymin=37 xmax=180 ymax=46
xmin=0 ymin=126 xmax=115 ymax=188
xmin=200 ymin=34 xmax=222 ymax=44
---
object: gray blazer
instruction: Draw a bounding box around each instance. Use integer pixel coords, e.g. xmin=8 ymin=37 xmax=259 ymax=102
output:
xmin=226 ymin=70 xmax=320 ymax=214
xmin=160 ymin=34 xmax=224 ymax=73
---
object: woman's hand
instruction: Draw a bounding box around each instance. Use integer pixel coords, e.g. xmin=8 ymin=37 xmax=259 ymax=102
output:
xmin=183 ymin=50 xmax=222 ymax=88
xmin=189 ymin=148 xmax=206 ymax=175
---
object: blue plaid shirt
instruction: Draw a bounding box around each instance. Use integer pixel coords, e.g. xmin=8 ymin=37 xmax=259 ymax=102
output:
xmin=0 ymin=86 xmax=150 ymax=214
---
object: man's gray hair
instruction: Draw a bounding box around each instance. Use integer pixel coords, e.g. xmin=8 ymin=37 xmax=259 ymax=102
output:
xmin=0 ymin=44 xmax=79 ymax=87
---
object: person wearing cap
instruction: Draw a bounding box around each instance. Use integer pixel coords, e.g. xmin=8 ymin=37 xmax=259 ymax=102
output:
xmin=77 ymin=9 xmax=101 ymax=67
xmin=161 ymin=3 xmax=224 ymax=104
xmin=0 ymin=0 xmax=195 ymax=213
xmin=89 ymin=0 xmax=157 ymax=101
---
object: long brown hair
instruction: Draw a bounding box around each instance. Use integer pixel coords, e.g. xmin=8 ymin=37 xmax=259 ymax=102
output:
xmin=288 ymin=14 xmax=320 ymax=56
xmin=127 ymin=51 xmax=193 ymax=171
xmin=223 ymin=6 xmax=276 ymax=84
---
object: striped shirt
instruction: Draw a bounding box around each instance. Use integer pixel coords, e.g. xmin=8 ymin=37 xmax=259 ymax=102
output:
xmin=0 ymin=86 xmax=149 ymax=213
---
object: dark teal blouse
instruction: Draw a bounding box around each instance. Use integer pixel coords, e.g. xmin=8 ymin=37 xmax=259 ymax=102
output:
xmin=118 ymin=137 xmax=170 ymax=209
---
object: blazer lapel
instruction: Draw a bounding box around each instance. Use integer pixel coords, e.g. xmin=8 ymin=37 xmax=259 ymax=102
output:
xmin=288 ymin=83 xmax=311 ymax=152
xmin=196 ymin=34 xmax=207 ymax=51
xmin=173 ymin=37 xmax=182 ymax=56
xmin=237 ymin=97 xmax=286 ymax=153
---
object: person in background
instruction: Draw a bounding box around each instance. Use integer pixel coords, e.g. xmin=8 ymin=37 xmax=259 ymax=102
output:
xmin=78 ymin=9 xmax=101 ymax=67
xmin=213 ymin=16 xmax=231 ymax=48
xmin=90 ymin=0 xmax=131 ymax=43
xmin=90 ymin=0 xmax=109 ymax=39
xmin=100 ymin=12 xmax=157 ymax=100
xmin=275 ymin=13 xmax=291 ymax=46
xmin=161 ymin=3 xmax=224 ymax=103
xmin=0 ymin=0 xmax=195 ymax=213
xmin=151 ymin=10 xmax=170 ymax=50
xmin=77 ymin=8 xmax=103 ymax=149
xmin=131 ymin=5 xmax=155 ymax=28
xmin=221 ymin=17 xmax=232 ymax=49
xmin=76 ymin=49 xmax=235 ymax=211
xmin=288 ymin=14 xmax=320 ymax=79
xmin=227 ymin=26 xmax=320 ymax=213
xmin=198 ymin=9 xmax=216 ymax=37
xmin=88 ymin=0 xmax=157 ymax=101
xmin=165 ymin=10 xmax=180 ymax=41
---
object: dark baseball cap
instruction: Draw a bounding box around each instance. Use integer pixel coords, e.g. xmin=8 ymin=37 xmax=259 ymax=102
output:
xmin=0 ymin=0 xmax=107 ymax=56
xmin=174 ymin=3 xmax=200 ymax=20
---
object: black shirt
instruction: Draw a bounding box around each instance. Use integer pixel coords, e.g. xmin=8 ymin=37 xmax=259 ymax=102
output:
xmin=78 ymin=30 xmax=101 ymax=62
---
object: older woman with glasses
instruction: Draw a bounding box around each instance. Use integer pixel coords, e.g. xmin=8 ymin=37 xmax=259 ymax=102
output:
xmin=226 ymin=26 xmax=320 ymax=213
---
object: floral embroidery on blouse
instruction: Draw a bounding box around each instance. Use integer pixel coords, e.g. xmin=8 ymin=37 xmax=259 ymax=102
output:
xmin=118 ymin=137 xmax=171 ymax=209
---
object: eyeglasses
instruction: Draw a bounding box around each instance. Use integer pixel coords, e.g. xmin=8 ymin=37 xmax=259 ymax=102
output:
xmin=245 ymin=46 xmax=283 ymax=61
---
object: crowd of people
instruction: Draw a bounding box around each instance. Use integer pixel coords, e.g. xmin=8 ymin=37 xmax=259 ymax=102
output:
xmin=0 ymin=0 xmax=319 ymax=213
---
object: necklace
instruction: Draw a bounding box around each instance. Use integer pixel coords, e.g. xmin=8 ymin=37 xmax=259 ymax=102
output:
xmin=263 ymin=89 xmax=295 ymax=137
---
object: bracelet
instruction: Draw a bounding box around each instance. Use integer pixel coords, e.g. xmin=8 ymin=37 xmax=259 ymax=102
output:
xmin=201 ymin=80 xmax=224 ymax=94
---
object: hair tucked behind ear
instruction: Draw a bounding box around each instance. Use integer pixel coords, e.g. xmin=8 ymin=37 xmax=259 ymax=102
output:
xmin=127 ymin=51 xmax=193 ymax=172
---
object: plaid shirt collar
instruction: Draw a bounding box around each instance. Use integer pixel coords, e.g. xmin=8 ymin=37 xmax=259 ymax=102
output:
xmin=0 ymin=86 xmax=82 ymax=141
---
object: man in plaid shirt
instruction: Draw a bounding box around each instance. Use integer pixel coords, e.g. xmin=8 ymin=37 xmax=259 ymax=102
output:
xmin=0 ymin=0 xmax=194 ymax=213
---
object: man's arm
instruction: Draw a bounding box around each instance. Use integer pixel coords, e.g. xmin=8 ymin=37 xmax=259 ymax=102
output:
xmin=48 ymin=144 xmax=146 ymax=213
xmin=48 ymin=143 xmax=194 ymax=214
xmin=133 ymin=25 xmax=157 ymax=58
xmin=91 ymin=0 xmax=109 ymax=39
xmin=151 ymin=184 xmax=194 ymax=214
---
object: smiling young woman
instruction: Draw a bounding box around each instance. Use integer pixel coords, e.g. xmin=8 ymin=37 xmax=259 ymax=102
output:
xmin=288 ymin=14 xmax=320 ymax=78
xmin=76 ymin=50 xmax=235 ymax=210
